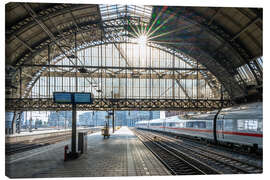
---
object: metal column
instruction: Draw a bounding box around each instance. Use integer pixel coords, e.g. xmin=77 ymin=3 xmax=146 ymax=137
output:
xmin=71 ymin=103 xmax=77 ymax=154
xmin=112 ymin=110 xmax=115 ymax=133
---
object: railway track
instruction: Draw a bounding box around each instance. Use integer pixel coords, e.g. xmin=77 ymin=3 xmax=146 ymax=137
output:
xmin=6 ymin=135 xmax=69 ymax=155
xmin=6 ymin=129 xmax=100 ymax=156
xmin=133 ymin=129 xmax=262 ymax=175
xmin=133 ymin=129 xmax=221 ymax=175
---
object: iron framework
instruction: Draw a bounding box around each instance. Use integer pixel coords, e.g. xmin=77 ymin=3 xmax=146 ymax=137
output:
xmin=6 ymin=98 xmax=233 ymax=111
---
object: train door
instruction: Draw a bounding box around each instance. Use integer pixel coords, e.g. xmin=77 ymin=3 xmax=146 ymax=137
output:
xmin=221 ymin=115 xmax=225 ymax=139
xmin=217 ymin=115 xmax=225 ymax=139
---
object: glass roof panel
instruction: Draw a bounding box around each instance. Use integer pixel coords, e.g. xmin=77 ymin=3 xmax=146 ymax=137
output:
xmin=99 ymin=4 xmax=152 ymax=23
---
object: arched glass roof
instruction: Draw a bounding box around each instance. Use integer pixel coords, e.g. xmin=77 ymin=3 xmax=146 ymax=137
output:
xmin=29 ymin=42 xmax=220 ymax=100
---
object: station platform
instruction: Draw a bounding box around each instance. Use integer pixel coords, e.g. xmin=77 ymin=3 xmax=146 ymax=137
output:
xmin=6 ymin=127 xmax=99 ymax=143
xmin=6 ymin=127 xmax=170 ymax=178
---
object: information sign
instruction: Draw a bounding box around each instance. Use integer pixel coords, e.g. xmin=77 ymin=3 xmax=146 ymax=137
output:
xmin=53 ymin=92 xmax=92 ymax=104
xmin=74 ymin=93 xmax=92 ymax=104
xmin=53 ymin=92 xmax=72 ymax=104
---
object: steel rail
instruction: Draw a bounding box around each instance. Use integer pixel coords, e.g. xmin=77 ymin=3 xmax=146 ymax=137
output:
xmin=133 ymin=129 xmax=221 ymax=175
xmin=138 ymin=129 xmax=262 ymax=174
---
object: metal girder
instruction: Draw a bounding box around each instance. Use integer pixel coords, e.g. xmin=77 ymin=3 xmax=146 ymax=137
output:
xmin=21 ymin=64 xmax=207 ymax=71
xmin=21 ymin=3 xmax=78 ymax=66
xmin=164 ymin=7 xmax=262 ymax=88
xmin=100 ymin=13 xmax=199 ymax=99
xmin=249 ymin=58 xmax=263 ymax=84
xmin=198 ymin=8 xmax=262 ymax=86
xmin=14 ymin=35 xmax=34 ymax=52
xmin=8 ymin=10 xmax=220 ymax=100
xmin=15 ymin=40 xmax=218 ymax=100
xmin=13 ymin=12 xmax=101 ymax=67
xmin=208 ymin=8 xmax=222 ymax=25
xmin=175 ymin=79 xmax=191 ymax=98
xmin=15 ymin=111 xmax=23 ymax=133
xmin=42 ymin=71 xmax=204 ymax=80
xmin=6 ymin=4 xmax=97 ymax=40
xmin=13 ymin=17 xmax=128 ymax=67
xmin=231 ymin=17 xmax=260 ymax=41
xmin=163 ymin=39 xmax=244 ymax=99
xmin=6 ymin=98 xmax=233 ymax=111
xmin=10 ymin=111 xmax=23 ymax=134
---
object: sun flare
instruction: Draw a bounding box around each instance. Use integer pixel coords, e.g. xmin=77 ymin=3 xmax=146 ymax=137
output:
xmin=137 ymin=34 xmax=148 ymax=46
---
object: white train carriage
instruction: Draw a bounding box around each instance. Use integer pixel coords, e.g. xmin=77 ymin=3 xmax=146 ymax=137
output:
xmin=135 ymin=102 xmax=262 ymax=149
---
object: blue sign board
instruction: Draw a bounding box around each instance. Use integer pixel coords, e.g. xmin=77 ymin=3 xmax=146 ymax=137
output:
xmin=53 ymin=92 xmax=72 ymax=104
xmin=53 ymin=92 xmax=92 ymax=104
xmin=74 ymin=93 xmax=92 ymax=104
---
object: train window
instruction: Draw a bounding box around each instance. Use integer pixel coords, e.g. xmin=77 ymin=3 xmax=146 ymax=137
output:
xmin=206 ymin=121 xmax=212 ymax=129
xmin=238 ymin=120 xmax=244 ymax=130
xmin=186 ymin=122 xmax=193 ymax=128
xmin=258 ymin=122 xmax=263 ymax=132
xmin=168 ymin=122 xmax=175 ymax=127
xmin=198 ymin=122 xmax=206 ymax=128
xmin=237 ymin=120 xmax=258 ymax=131
xmin=192 ymin=121 xmax=205 ymax=128
xmin=248 ymin=120 xmax=258 ymax=130
xmin=178 ymin=122 xmax=184 ymax=128
xmin=151 ymin=123 xmax=162 ymax=126
xmin=224 ymin=120 xmax=233 ymax=131
xmin=193 ymin=122 xmax=199 ymax=128
xmin=217 ymin=121 xmax=223 ymax=130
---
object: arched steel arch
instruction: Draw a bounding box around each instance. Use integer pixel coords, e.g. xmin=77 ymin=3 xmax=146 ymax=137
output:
xmin=6 ymin=3 xmax=262 ymax=102
xmin=7 ymin=17 xmax=238 ymax=101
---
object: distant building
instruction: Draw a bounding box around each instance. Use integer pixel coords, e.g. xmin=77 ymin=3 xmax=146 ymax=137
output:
xmin=151 ymin=111 xmax=160 ymax=119
xmin=48 ymin=111 xmax=72 ymax=127
xmin=5 ymin=112 xmax=25 ymax=128
xmin=124 ymin=111 xmax=161 ymax=127
xmin=5 ymin=112 xmax=14 ymax=128
xmin=92 ymin=111 xmax=107 ymax=126
xmin=165 ymin=111 xmax=185 ymax=118
xmin=78 ymin=112 xmax=93 ymax=126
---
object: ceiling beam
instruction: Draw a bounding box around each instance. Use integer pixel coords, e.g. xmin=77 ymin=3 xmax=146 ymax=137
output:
xmin=208 ymin=8 xmax=222 ymax=25
xmin=42 ymin=71 xmax=204 ymax=79
xmin=231 ymin=17 xmax=260 ymax=41
xmin=20 ymin=64 xmax=207 ymax=71
xmin=14 ymin=35 xmax=34 ymax=52
xmin=21 ymin=3 xmax=77 ymax=66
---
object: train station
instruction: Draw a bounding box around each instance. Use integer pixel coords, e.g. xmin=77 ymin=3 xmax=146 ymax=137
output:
xmin=4 ymin=1 xmax=263 ymax=178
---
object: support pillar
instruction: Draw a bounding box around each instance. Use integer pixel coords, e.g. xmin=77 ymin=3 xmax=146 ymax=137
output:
xmin=71 ymin=103 xmax=77 ymax=154
xmin=11 ymin=111 xmax=16 ymax=134
xmin=29 ymin=117 xmax=32 ymax=132
xmin=112 ymin=110 xmax=115 ymax=133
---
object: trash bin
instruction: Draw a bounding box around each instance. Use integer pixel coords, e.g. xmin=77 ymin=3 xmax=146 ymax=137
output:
xmin=78 ymin=132 xmax=87 ymax=154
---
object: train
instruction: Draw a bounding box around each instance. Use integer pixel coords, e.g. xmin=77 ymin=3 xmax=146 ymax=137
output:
xmin=135 ymin=102 xmax=262 ymax=150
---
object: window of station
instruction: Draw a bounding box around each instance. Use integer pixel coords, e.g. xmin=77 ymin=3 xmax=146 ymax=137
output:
xmin=235 ymin=56 xmax=263 ymax=86
xmin=30 ymin=43 xmax=217 ymax=100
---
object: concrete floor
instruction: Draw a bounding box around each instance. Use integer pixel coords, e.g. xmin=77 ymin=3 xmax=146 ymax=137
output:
xmin=6 ymin=127 xmax=170 ymax=178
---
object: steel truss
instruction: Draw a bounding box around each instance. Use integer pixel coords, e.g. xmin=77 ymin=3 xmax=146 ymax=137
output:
xmin=6 ymin=98 xmax=233 ymax=111
xmin=177 ymin=7 xmax=262 ymax=85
